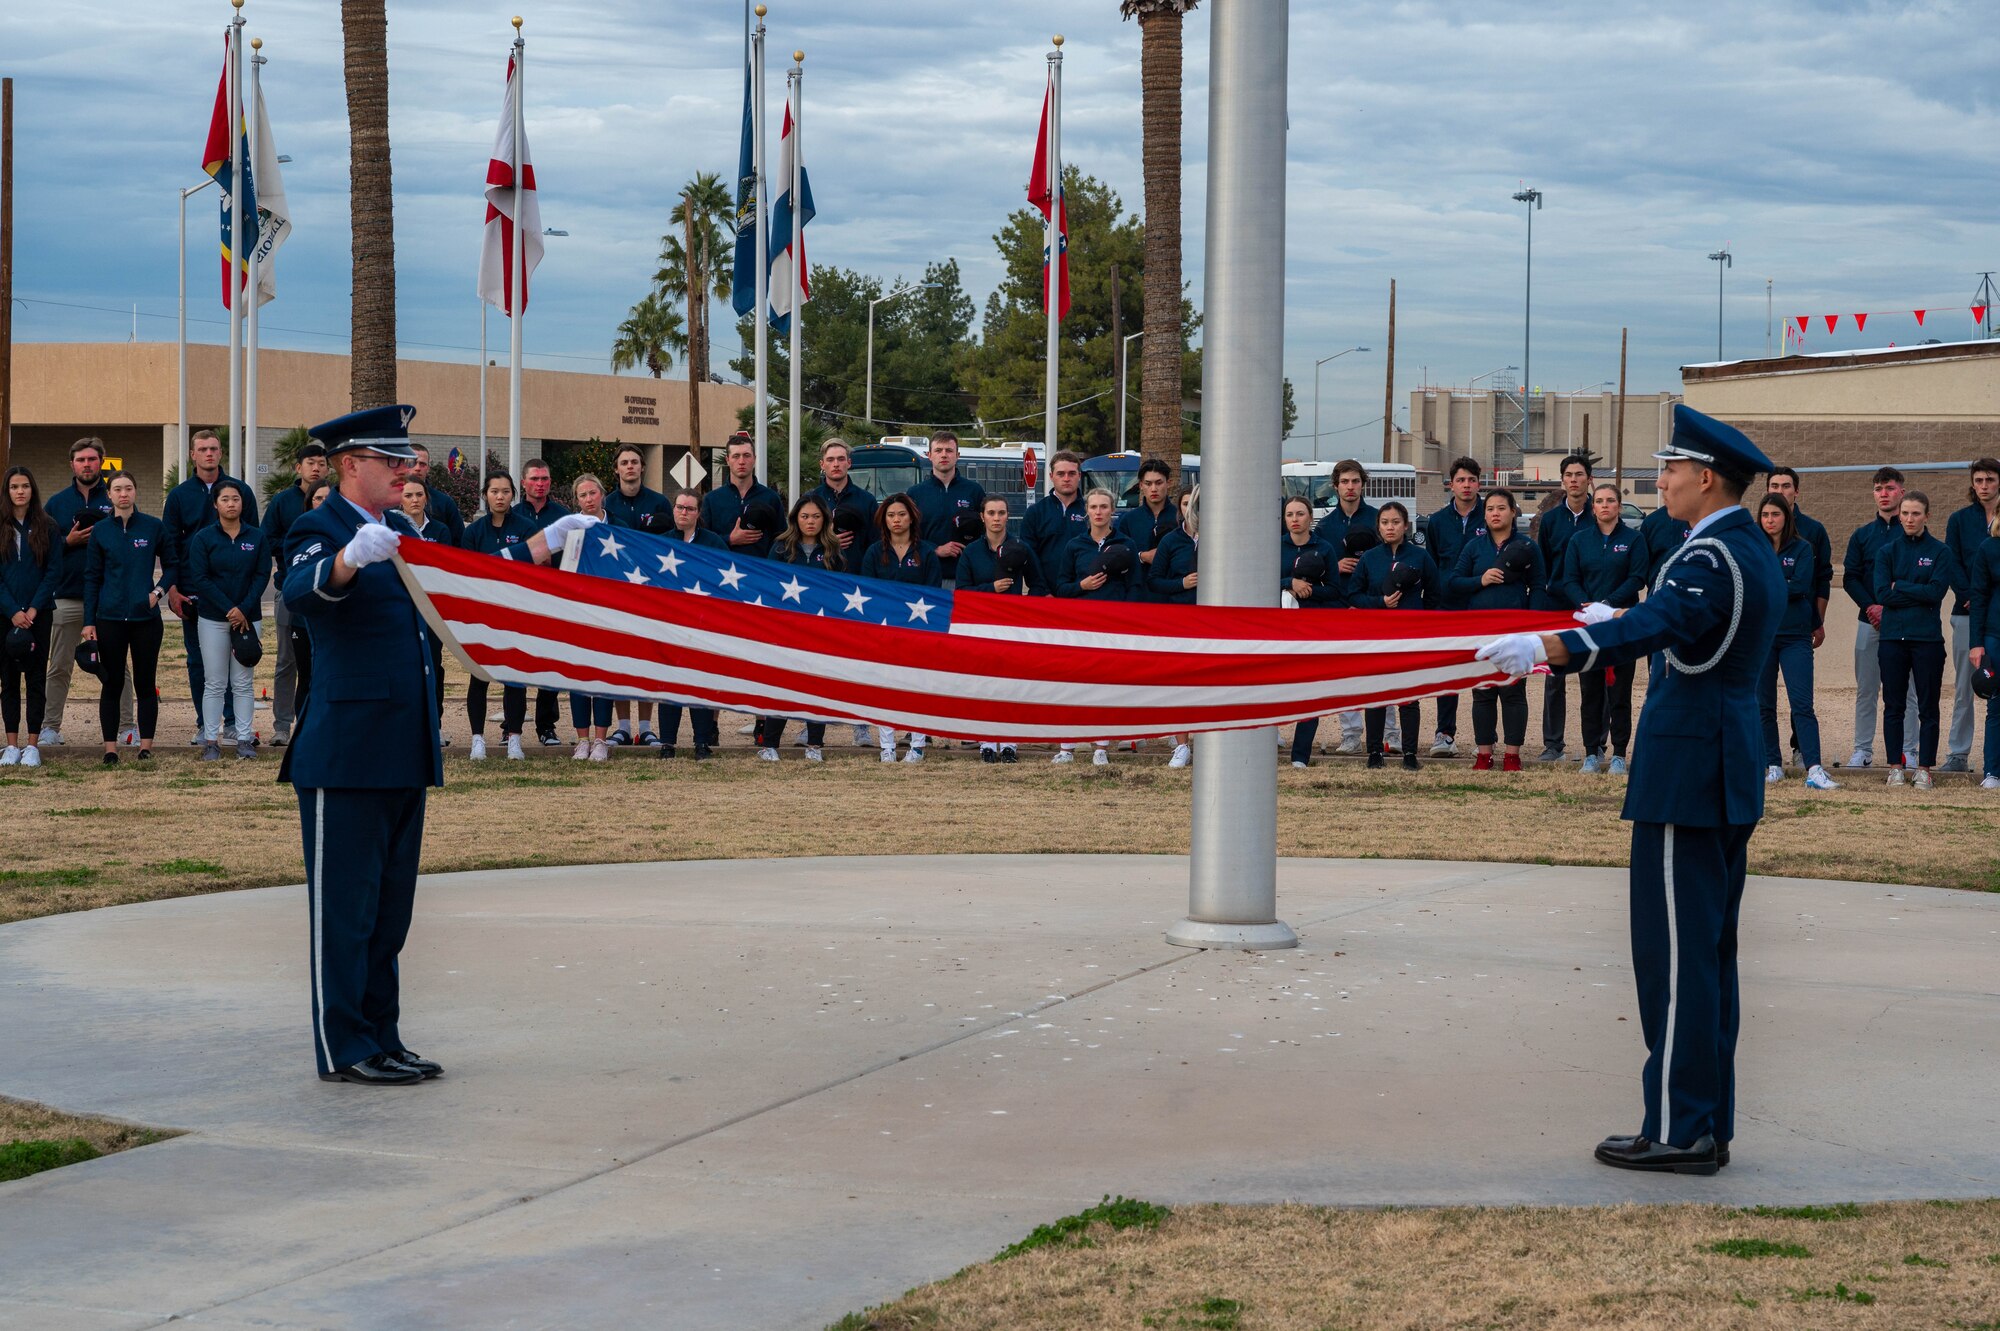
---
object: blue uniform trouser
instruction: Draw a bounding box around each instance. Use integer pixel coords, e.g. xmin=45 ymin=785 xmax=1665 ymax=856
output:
xmin=1758 ymin=636 xmax=1820 ymax=769
xmin=299 ymin=787 xmax=426 ymax=1075
xmin=1627 ymin=820 xmax=1753 ymax=1149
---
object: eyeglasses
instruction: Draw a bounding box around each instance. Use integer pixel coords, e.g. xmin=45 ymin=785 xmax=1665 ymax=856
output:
xmin=355 ymin=453 xmax=415 ymax=471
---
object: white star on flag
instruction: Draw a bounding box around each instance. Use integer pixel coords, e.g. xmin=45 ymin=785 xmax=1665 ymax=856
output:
xmin=687 ymin=583 xmax=712 ymax=597
xmin=842 ymin=588 xmax=871 ymax=615
xmin=779 ymin=576 xmax=807 ymax=602
xmin=623 ymin=567 xmax=650 ymax=585
xmin=657 ymin=550 xmax=683 ymax=576
xmin=750 ymin=596 xmax=766 ymax=607
xmin=597 ymin=533 xmax=625 ymax=560
xmin=905 ymin=598 xmax=935 ymax=623
xmin=718 ymin=563 xmax=747 ymax=590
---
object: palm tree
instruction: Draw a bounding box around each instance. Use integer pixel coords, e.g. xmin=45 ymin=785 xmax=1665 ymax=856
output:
xmin=1120 ymin=0 xmax=1199 ymax=478
xmin=654 ymin=172 xmax=735 ymax=456
xmin=611 ymin=293 xmax=687 ymax=379
xmin=341 ymin=0 xmax=396 ymax=409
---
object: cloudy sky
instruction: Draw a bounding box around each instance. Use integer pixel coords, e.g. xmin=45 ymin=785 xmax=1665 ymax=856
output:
xmin=10 ymin=1 xmax=1998 ymax=447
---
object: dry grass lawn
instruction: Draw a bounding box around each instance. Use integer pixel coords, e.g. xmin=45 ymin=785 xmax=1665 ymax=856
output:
xmin=0 ymin=1094 xmax=178 ymax=1181
xmin=840 ymin=1199 xmax=2000 ymax=1330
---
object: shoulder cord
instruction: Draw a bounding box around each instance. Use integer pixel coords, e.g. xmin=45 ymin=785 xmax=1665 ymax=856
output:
xmin=1654 ymin=536 xmax=1743 ymax=676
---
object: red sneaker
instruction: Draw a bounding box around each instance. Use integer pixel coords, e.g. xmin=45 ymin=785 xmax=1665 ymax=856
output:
xmin=1502 ymin=753 xmax=1523 ymax=772
xmin=1472 ymin=753 xmax=1493 ymax=771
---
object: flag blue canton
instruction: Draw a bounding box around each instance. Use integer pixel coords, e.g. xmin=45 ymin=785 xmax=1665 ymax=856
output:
xmin=574 ymin=525 xmax=954 ymax=632
xmin=730 ymin=58 xmax=758 ymax=318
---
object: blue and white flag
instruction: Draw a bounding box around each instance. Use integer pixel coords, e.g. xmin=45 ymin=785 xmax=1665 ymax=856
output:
xmin=768 ymin=94 xmax=814 ymax=335
xmin=730 ymin=58 xmax=758 ymax=318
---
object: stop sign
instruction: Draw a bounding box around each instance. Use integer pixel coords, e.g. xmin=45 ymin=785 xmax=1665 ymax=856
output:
xmin=1023 ymin=445 xmax=1039 ymax=491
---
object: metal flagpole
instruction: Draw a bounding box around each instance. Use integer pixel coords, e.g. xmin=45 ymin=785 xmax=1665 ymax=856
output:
xmin=752 ymin=7 xmax=769 ymax=484
xmin=1168 ymin=0 xmax=1297 ymax=952
xmin=507 ymin=18 xmax=526 ymax=481
xmin=226 ymin=0 xmax=246 ymax=479
xmin=244 ymin=37 xmax=265 ymax=486
xmin=1042 ymin=37 xmax=1062 ymax=498
xmin=787 ymin=53 xmax=804 ymax=502
xmin=478 ymin=299 xmax=488 ymax=485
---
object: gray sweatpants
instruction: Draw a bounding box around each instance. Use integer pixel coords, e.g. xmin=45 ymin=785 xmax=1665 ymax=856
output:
xmin=1948 ymin=613 xmax=1976 ymax=761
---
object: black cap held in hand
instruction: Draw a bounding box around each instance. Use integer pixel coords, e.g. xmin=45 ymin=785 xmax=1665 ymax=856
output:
xmin=1343 ymin=528 xmax=1380 ymax=557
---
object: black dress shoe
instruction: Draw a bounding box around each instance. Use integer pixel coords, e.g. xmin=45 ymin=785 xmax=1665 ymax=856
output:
xmin=1594 ymin=1132 xmax=1720 ymax=1175
xmin=1402 ymin=753 xmax=1421 ymax=771
xmin=657 ymin=744 xmax=677 ymax=759
xmin=1366 ymin=753 xmax=1386 ymax=769
xmin=386 ymin=1049 xmax=443 ymax=1079
xmin=982 ymin=749 xmax=999 ymax=764
xmin=1000 ymin=749 xmax=1018 ymax=764
xmin=320 ymin=1053 xmax=424 ymax=1086
xmin=693 ymin=744 xmax=712 ymax=760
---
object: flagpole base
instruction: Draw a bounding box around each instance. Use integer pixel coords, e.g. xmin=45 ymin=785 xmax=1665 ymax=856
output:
xmin=1164 ymin=918 xmax=1298 ymax=952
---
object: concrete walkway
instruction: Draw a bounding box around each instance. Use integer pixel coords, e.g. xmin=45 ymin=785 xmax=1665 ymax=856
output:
xmin=1 ymin=855 xmax=1996 ymax=1331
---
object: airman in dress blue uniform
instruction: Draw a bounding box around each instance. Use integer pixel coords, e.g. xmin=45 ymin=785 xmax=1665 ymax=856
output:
xmin=1479 ymin=406 xmax=1783 ymax=1175
xmin=283 ymin=406 xmax=593 ymax=1085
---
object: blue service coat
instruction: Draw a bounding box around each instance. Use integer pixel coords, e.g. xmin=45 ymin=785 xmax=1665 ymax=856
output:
xmin=161 ymin=472 xmax=259 ymax=594
xmin=1842 ymin=512 xmax=1899 ymax=618
xmin=1772 ymin=537 xmax=1816 ymax=640
xmin=1871 ymin=528 xmax=1960 ymax=643
xmin=1148 ymin=528 xmax=1199 ymax=604
xmin=1349 ymin=541 xmax=1438 ymax=611
xmin=1023 ymin=492 xmax=1089 ymax=580
xmin=1558 ymin=522 xmax=1645 ymax=610
xmin=185 ymin=523 xmax=271 ymax=622
xmin=1449 ymin=533 xmax=1544 ymax=611
xmin=1944 ymin=502 xmax=1994 ymax=617
xmin=0 ymin=518 xmax=59 ymax=620
xmin=1281 ymin=535 xmax=1346 ymax=608
xmin=1057 ymin=530 xmax=1138 ymax=601
xmin=83 ymin=512 xmax=165 ymax=625
xmin=956 ymin=535 xmax=1047 ymax=596
xmin=701 ymin=479 xmax=786 ymax=559
xmin=1555 ymin=507 xmax=1784 ymax=828
xmin=44 ymin=481 xmax=113 ymax=600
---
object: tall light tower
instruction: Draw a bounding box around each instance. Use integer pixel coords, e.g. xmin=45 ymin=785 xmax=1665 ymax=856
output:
xmin=1708 ymin=248 xmax=1732 ymax=360
xmin=1512 ymin=186 xmax=1541 ymax=453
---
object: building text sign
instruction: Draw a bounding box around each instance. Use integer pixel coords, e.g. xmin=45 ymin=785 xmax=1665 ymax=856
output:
xmin=621 ymin=395 xmax=659 ymax=428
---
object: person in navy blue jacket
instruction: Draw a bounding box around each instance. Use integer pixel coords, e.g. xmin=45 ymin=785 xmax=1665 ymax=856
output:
xmin=408 ymin=444 xmax=466 ymax=545
xmin=82 ymin=472 xmax=166 ymax=762
xmin=1450 ymin=489 xmax=1543 ymax=771
xmin=702 ymin=433 xmax=786 ymax=560
xmin=956 ymin=495 xmax=1049 ymax=764
xmin=1964 ymin=513 xmax=2000 ymax=785
xmin=603 ymin=443 xmax=672 ymax=534
xmin=460 ymin=472 xmax=539 ymax=761
xmin=1753 ymin=494 xmax=1837 ymax=792
xmin=1764 ymin=467 xmax=1833 ymax=768
xmin=1842 ymin=466 xmax=1915 ymax=767
xmin=1476 ymin=406 xmax=1785 ymax=1176
xmin=162 ymin=429 xmax=259 ymax=745
xmin=397 ymin=478 xmax=453 ymax=732
xmin=755 ymin=496 xmax=845 ymax=764
xmin=908 ymin=431 xmax=985 ymax=582
xmin=0 ymin=467 xmax=59 ymax=766
xmin=1309 ymin=459 xmax=1379 ymax=577
xmin=1023 ymin=450 xmax=1089 ymax=579
xmin=1282 ymin=496 xmax=1346 ymax=769
xmin=1057 ymin=490 xmax=1138 ymax=602
xmin=1559 ymin=483 xmax=1646 ymax=775
xmin=1422 ymin=457 xmax=1485 ymax=756
xmin=555 ymin=475 xmax=614 ymax=761
xmin=1348 ymin=502 xmax=1438 ymax=770
xmin=1637 ymin=502 xmax=1691 ymax=587
xmin=1532 ymin=455 xmax=1595 ymax=761
xmin=863 ymin=493 xmax=944 ymax=763
xmin=281 ymin=405 xmax=591 ymax=1085
xmin=512 ymin=457 xmax=573 ymax=747
xmin=653 ymin=491 xmax=730 ymax=760
xmin=1117 ymin=457 xmax=1181 ymax=601
xmin=807 ymin=439 xmax=877 ymax=566
xmin=1941 ymin=459 xmax=2000 ymax=772
xmin=263 ymin=441 xmax=329 ymax=749
xmin=41 ymin=438 xmax=133 ymax=746
xmin=1872 ymin=492 xmax=1962 ymax=787
xmin=1145 ymin=487 xmax=1201 ymax=769
xmin=186 ymin=479 xmax=270 ymax=761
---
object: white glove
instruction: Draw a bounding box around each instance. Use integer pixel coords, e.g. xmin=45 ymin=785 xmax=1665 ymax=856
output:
xmin=1574 ymin=602 xmax=1618 ymax=626
xmin=543 ymin=513 xmax=601 ymax=544
xmin=1476 ymin=633 xmax=1548 ymax=677
xmin=341 ymin=522 xmax=401 ymax=570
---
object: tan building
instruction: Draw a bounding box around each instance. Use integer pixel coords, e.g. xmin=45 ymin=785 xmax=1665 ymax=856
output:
xmin=1682 ymin=339 xmax=2000 ymax=533
xmin=1394 ymin=387 xmax=1683 ymax=510
xmin=4 ymin=342 xmax=752 ymax=498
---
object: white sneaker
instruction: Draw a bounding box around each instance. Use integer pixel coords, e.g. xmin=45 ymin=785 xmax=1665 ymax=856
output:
xmin=880 ymin=747 xmax=896 ymax=763
xmin=1913 ymin=768 xmax=1934 ymax=790
xmin=759 ymin=747 xmax=780 ymax=762
xmin=573 ymin=739 xmax=592 ymax=760
xmin=19 ymin=745 xmax=40 ymax=768
xmin=1092 ymin=747 xmax=1110 ymax=766
xmin=1764 ymin=765 xmax=1784 ymax=785
xmin=589 ymin=740 xmax=610 ymax=762
xmin=1291 ymin=760 xmax=1309 ymax=769
xmin=120 ymin=728 xmax=139 ymax=747
xmin=1886 ymin=767 xmax=1906 ymax=786
xmin=37 ymin=728 xmax=61 ymax=746
xmin=0 ymin=746 xmax=17 ymax=766
xmin=737 ymin=720 xmax=756 ymax=736
xmin=1051 ymin=749 xmax=1074 ymax=764
xmin=1429 ymin=733 xmax=1456 ymax=756
xmin=469 ymin=735 xmax=487 ymax=761
xmin=1846 ymin=748 xmax=1872 ymax=768
xmin=902 ymin=747 xmax=925 ymax=763
xmin=1806 ymin=765 xmax=1840 ymax=791
xmin=505 ymin=734 xmax=525 ymax=761
xmin=1982 ymin=774 xmax=2000 ymax=790
xmin=1168 ymin=743 xmax=1191 ymax=768
xmin=1335 ymin=734 xmax=1363 ymax=756
xmin=805 ymin=746 xmax=823 ymax=763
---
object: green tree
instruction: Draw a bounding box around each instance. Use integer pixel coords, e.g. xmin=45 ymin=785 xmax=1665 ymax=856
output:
xmin=260 ymin=426 xmax=315 ymax=499
xmin=965 ymin=167 xmax=1198 ymax=457
xmin=611 ymin=292 xmax=687 ymax=378
xmin=655 ymin=171 xmax=734 ymax=450
xmin=1281 ymin=379 xmax=1297 ymax=441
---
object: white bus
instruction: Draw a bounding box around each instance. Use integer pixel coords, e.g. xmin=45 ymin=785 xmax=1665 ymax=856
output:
xmin=1281 ymin=460 xmax=1418 ymax=523
xmin=846 ymin=439 xmax=1041 ymax=535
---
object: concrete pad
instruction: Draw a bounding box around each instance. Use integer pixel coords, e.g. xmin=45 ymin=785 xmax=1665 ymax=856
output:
xmin=1 ymin=855 xmax=1996 ymax=1331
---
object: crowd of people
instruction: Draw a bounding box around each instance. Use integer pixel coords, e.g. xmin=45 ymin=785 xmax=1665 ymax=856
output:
xmin=4 ymin=428 xmax=1998 ymax=788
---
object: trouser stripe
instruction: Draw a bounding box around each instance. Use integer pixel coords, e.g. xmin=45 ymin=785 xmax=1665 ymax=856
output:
xmin=309 ymin=789 xmax=334 ymax=1072
xmin=1660 ymin=822 xmax=1680 ymax=1144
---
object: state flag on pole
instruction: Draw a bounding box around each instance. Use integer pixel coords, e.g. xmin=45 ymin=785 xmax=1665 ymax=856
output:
xmin=767 ymin=95 xmax=813 ymax=335
xmin=478 ymin=53 xmax=544 ymax=316
xmin=1027 ymin=70 xmax=1070 ymax=319
xmin=247 ymin=73 xmax=291 ymax=307
xmin=730 ymin=57 xmax=758 ymax=318
xmin=201 ymin=37 xmax=256 ymax=310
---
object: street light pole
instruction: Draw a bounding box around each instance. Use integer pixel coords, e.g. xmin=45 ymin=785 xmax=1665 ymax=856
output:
xmin=1708 ymin=248 xmax=1732 ymax=359
xmin=1311 ymin=345 xmax=1367 ymax=461
xmin=865 ymin=281 xmax=940 ymax=425
xmin=1512 ymin=187 xmax=1541 ymax=453
xmin=1119 ymin=330 xmax=1145 ymax=453
xmin=177 ymin=176 xmax=217 ymax=481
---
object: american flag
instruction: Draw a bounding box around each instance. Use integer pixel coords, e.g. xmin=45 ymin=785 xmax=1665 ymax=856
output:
xmin=394 ymin=526 xmax=1570 ymax=744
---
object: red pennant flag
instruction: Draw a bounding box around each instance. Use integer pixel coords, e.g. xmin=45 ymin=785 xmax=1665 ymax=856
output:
xmin=1914 ymin=309 xmax=1926 ymax=326
xmin=1793 ymin=315 xmax=1809 ymax=336
xmin=1854 ymin=313 xmax=1869 ymax=332
xmin=1975 ymin=305 xmax=1989 ymax=325
xmin=1824 ymin=314 xmax=1840 ymax=333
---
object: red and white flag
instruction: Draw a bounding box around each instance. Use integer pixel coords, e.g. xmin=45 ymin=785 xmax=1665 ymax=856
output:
xmin=477 ymin=53 xmax=543 ymax=315
xmin=393 ymin=527 xmax=1565 ymax=744
xmin=1027 ymin=69 xmax=1070 ymax=319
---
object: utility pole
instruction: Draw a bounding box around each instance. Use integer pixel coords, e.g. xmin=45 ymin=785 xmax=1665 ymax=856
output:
xmin=1613 ymin=326 xmax=1628 ymax=496
xmin=1381 ymin=278 xmax=1396 ymax=464
xmin=0 ymin=78 xmax=13 ymax=472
